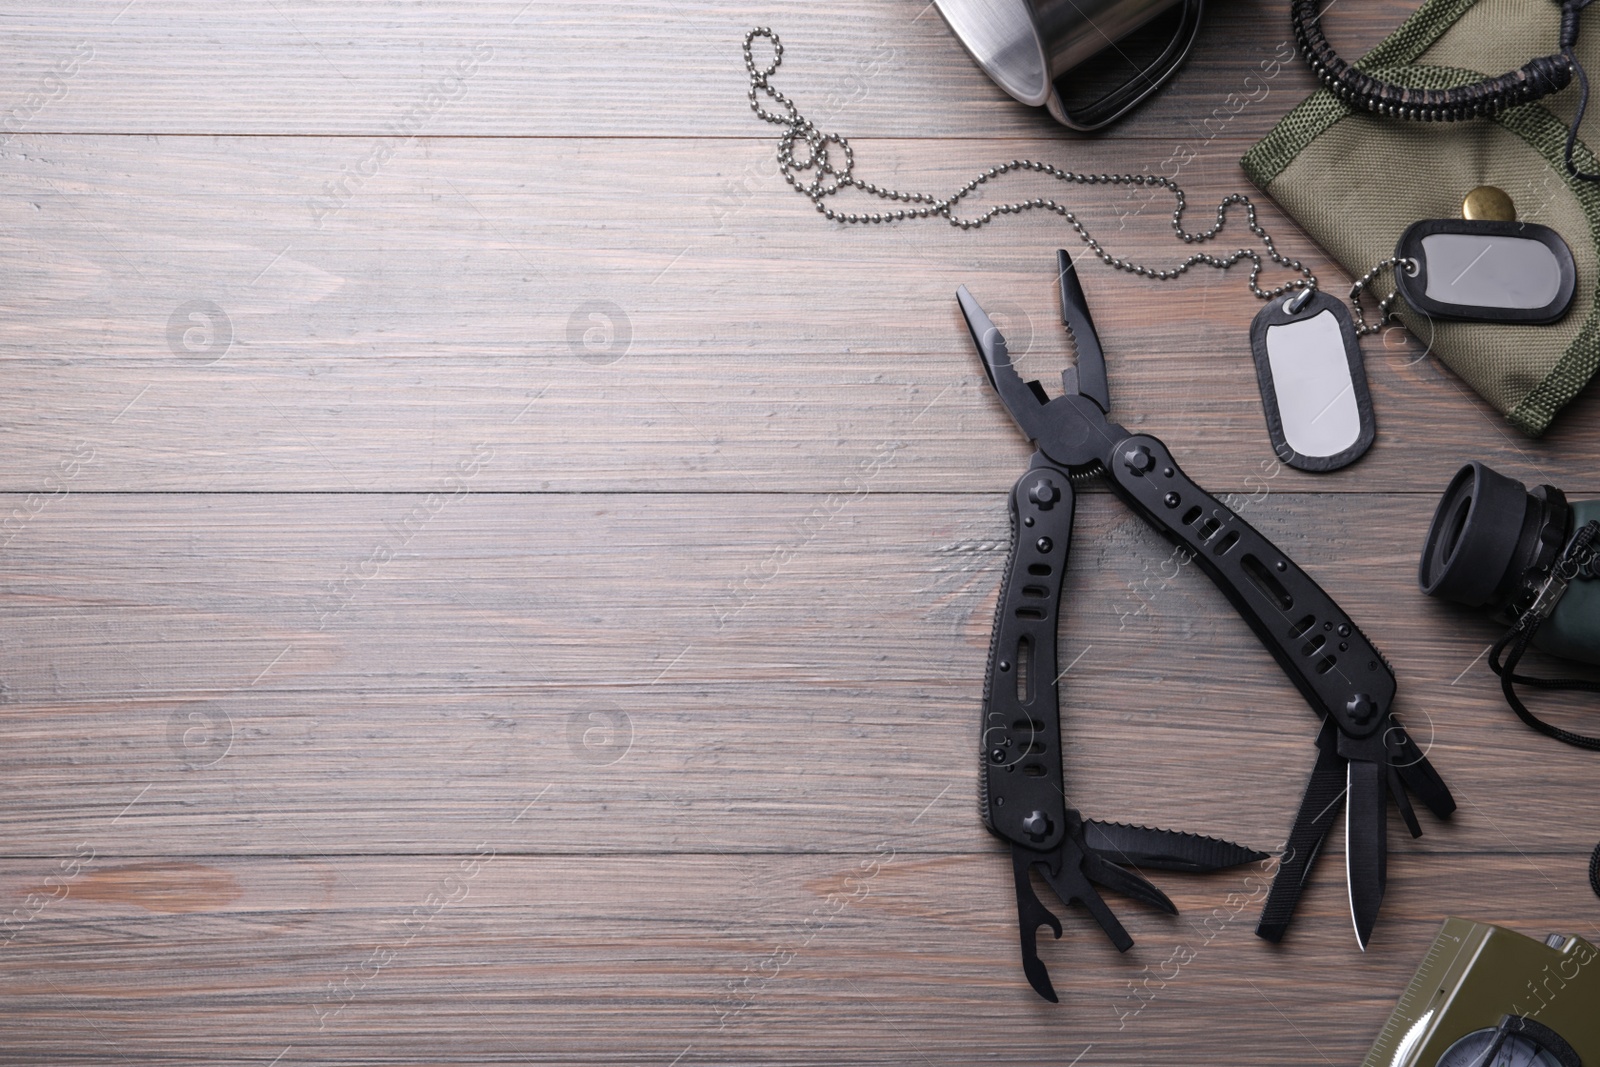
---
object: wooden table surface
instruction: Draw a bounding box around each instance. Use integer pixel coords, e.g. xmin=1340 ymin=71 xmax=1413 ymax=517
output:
xmin=3 ymin=2 xmax=1598 ymax=1064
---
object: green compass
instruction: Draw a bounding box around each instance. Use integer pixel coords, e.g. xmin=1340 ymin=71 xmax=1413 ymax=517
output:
xmin=1365 ymin=919 xmax=1598 ymax=1067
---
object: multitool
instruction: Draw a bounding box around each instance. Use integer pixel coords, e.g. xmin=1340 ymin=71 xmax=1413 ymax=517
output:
xmin=960 ymin=251 xmax=1456 ymax=1001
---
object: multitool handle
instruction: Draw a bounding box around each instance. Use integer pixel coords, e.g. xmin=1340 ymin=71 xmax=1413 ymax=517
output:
xmin=982 ymin=457 xmax=1075 ymax=852
xmin=1104 ymin=435 xmax=1397 ymax=737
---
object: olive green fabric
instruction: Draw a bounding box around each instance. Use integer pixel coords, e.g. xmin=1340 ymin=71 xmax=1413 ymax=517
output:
xmin=1241 ymin=0 xmax=1600 ymax=435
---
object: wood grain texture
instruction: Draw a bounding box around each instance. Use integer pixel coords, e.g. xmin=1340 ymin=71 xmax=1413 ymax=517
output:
xmin=2 ymin=1 xmax=1599 ymax=1065
xmin=3 ymin=130 xmax=1598 ymax=492
xmin=0 ymin=0 xmax=1407 ymax=138
xmin=0 ymin=856 xmax=1593 ymax=1066
xmin=3 ymin=492 xmax=1598 ymax=858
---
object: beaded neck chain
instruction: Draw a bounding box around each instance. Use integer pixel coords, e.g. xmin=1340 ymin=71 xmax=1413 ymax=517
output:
xmin=742 ymin=27 xmax=1420 ymax=332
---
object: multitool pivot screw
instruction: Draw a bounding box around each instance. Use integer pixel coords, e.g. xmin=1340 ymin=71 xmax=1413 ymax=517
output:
xmin=1021 ymin=810 xmax=1053 ymax=841
xmin=1123 ymin=447 xmax=1156 ymax=475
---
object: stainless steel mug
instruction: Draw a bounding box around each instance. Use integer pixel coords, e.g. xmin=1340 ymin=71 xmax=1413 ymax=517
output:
xmin=934 ymin=0 xmax=1205 ymax=130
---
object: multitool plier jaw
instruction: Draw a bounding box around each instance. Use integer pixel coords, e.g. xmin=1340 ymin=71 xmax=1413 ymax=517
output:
xmin=956 ymin=252 xmax=1128 ymax=474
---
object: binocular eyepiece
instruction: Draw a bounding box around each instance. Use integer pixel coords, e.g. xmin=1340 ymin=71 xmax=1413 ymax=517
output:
xmin=1420 ymin=462 xmax=1574 ymax=612
xmin=1420 ymin=462 xmax=1599 ymax=668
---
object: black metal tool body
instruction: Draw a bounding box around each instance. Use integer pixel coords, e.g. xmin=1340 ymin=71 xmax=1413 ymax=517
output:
xmin=961 ymin=252 xmax=1456 ymax=1001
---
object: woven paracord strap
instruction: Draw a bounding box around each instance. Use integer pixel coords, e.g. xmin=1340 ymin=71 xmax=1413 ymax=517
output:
xmin=1292 ymin=0 xmax=1577 ymax=121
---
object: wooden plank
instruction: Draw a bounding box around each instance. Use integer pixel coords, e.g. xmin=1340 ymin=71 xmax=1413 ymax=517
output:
xmin=4 ymin=671 xmax=1595 ymax=858
xmin=0 ymin=0 xmax=1412 ymax=138
xmin=0 ymin=854 xmax=1590 ymax=1065
xmin=1 ymin=134 xmax=1595 ymax=493
xmin=2 ymin=491 xmax=1595 ymax=857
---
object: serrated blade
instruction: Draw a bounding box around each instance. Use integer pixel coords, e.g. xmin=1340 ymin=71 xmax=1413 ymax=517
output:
xmin=1082 ymin=821 xmax=1267 ymax=873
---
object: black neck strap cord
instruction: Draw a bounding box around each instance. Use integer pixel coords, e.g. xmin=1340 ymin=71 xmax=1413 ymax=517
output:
xmin=1292 ymin=0 xmax=1600 ymax=180
xmin=1488 ymin=520 xmax=1600 ymax=750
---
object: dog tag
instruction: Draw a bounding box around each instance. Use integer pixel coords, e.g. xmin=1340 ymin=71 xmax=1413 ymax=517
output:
xmin=1249 ymin=289 xmax=1376 ymax=473
xmin=1393 ymin=219 xmax=1576 ymax=325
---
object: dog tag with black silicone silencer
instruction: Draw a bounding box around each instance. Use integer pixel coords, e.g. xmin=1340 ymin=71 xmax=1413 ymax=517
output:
xmin=1249 ymin=289 xmax=1375 ymax=473
xmin=1393 ymin=218 xmax=1575 ymax=325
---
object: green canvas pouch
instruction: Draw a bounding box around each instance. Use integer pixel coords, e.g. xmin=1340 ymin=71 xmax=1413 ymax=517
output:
xmin=1241 ymin=0 xmax=1600 ymax=436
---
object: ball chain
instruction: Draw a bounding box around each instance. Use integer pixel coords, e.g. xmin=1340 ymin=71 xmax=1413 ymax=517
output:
xmin=743 ymin=27 xmax=1319 ymax=304
xmin=1348 ymin=257 xmax=1418 ymax=336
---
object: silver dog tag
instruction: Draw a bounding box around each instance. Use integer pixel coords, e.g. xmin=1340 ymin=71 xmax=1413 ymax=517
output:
xmin=1393 ymin=219 xmax=1575 ymax=325
xmin=1249 ymin=289 xmax=1376 ymax=473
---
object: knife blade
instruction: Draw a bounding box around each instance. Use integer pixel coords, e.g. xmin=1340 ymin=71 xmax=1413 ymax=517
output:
xmin=1345 ymin=758 xmax=1389 ymax=951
